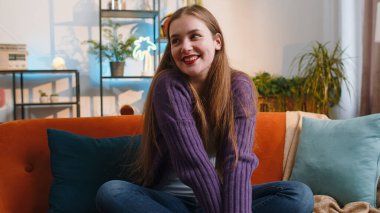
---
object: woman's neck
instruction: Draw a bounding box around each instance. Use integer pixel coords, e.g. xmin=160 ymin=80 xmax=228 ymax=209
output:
xmin=189 ymin=72 xmax=209 ymax=95
xmin=190 ymin=79 xmax=206 ymax=96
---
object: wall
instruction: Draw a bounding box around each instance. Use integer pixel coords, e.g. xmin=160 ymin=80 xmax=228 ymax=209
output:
xmin=205 ymin=0 xmax=340 ymax=76
xmin=0 ymin=0 xmax=361 ymax=121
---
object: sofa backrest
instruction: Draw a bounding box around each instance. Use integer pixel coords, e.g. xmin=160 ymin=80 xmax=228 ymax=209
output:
xmin=0 ymin=112 xmax=286 ymax=213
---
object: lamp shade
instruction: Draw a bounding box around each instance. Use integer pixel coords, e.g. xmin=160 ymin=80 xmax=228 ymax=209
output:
xmin=375 ymin=2 xmax=380 ymax=42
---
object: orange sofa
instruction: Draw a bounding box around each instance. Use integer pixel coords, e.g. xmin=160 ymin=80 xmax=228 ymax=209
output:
xmin=0 ymin=112 xmax=285 ymax=213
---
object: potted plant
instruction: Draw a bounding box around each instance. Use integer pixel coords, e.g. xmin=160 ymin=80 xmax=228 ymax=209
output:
xmin=294 ymin=41 xmax=350 ymax=114
xmin=252 ymin=72 xmax=306 ymax=112
xmin=252 ymin=72 xmax=282 ymax=112
xmin=84 ymin=21 xmax=137 ymax=77
xmin=50 ymin=93 xmax=59 ymax=103
xmin=286 ymin=76 xmax=306 ymax=111
xmin=38 ymin=90 xmax=49 ymax=103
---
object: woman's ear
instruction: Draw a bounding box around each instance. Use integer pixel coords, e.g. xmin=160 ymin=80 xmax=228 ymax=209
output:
xmin=214 ymin=33 xmax=222 ymax=50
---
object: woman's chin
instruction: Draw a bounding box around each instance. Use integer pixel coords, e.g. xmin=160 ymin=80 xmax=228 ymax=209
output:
xmin=183 ymin=70 xmax=202 ymax=78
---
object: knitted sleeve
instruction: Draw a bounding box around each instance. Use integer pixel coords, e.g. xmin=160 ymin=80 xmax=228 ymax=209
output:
xmin=152 ymin=72 xmax=222 ymax=213
xmin=222 ymin=73 xmax=258 ymax=213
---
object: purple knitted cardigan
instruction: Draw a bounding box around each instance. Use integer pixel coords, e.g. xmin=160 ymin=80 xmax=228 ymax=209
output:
xmin=149 ymin=70 xmax=258 ymax=213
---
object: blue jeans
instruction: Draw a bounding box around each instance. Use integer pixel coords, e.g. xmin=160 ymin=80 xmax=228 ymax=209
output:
xmin=96 ymin=180 xmax=314 ymax=213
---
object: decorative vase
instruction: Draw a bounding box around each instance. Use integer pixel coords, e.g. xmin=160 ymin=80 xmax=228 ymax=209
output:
xmin=110 ymin=62 xmax=125 ymax=77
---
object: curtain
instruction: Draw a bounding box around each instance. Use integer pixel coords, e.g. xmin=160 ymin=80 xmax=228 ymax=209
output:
xmin=361 ymin=0 xmax=380 ymax=115
xmin=0 ymin=88 xmax=4 ymax=108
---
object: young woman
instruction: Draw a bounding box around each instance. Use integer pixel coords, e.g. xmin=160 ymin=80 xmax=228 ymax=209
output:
xmin=96 ymin=5 xmax=314 ymax=213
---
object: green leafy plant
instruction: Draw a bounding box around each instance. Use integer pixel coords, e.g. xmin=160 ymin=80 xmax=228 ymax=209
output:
xmin=252 ymin=72 xmax=306 ymax=112
xmin=38 ymin=90 xmax=47 ymax=97
xmin=286 ymin=76 xmax=307 ymax=110
xmin=252 ymin=72 xmax=276 ymax=98
xmin=83 ymin=21 xmax=137 ymax=62
xmin=294 ymin=41 xmax=350 ymax=114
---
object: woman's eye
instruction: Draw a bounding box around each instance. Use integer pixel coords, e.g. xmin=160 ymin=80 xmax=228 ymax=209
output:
xmin=171 ymin=38 xmax=179 ymax=45
xmin=191 ymin=34 xmax=201 ymax=39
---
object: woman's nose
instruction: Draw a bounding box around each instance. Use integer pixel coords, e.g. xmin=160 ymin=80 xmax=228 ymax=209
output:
xmin=180 ymin=39 xmax=192 ymax=53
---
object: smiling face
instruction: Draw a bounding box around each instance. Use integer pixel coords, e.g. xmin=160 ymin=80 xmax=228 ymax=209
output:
xmin=169 ymin=14 xmax=222 ymax=83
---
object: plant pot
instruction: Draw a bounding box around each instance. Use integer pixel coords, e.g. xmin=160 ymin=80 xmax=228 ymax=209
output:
xmin=40 ymin=96 xmax=49 ymax=103
xmin=50 ymin=95 xmax=59 ymax=103
xmin=110 ymin=62 xmax=125 ymax=77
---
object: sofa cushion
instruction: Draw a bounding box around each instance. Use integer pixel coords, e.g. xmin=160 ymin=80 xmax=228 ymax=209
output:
xmin=47 ymin=129 xmax=141 ymax=213
xmin=290 ymin=114 xmax=380 ymax=207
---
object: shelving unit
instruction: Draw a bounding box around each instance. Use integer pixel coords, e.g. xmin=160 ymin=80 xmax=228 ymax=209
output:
xmin=101 ymin=10 xmax=158 ymax=19
xmin=98 ymin=0 xmax=161 ymax=116
xmin=102 ymin=76 xmax=154 ymax=79
xmin=0 ymin=70 xmax=80 ymax=120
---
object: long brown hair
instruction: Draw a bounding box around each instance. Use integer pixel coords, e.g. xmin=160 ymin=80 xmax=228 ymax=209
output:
xmin=134 ymin=5 xmax=241 ymax=185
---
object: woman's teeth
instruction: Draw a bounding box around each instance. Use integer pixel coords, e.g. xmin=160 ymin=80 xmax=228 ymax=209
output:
xmin=183 ymin=56 xmax=199 ymax=64
xmin=184 ymin=56 xmax=198 ymax=61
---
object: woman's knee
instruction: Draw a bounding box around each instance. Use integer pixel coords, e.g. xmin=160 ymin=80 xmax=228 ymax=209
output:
xmin=96 ymin=180 xmax=138 ymax=211
xmin=286 ymin=181 xmax=314 ymax=212
xmin=98 ymin=180 xmax=128 ymax=196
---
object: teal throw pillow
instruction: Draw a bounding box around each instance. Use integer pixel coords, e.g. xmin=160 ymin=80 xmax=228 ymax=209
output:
xmin=290 ymin=114 xmax=380 ymax=207
xmin=47 ymin=129 xmax=141 ymax=213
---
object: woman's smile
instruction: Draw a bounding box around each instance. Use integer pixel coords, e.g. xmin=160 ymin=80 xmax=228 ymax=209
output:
xmin=182 ymin=55 xmax=200 ymax=65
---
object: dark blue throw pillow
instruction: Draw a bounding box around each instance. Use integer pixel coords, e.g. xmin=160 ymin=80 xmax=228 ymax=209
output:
xmin=47 ymin=129 xmax=141 ymax=213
